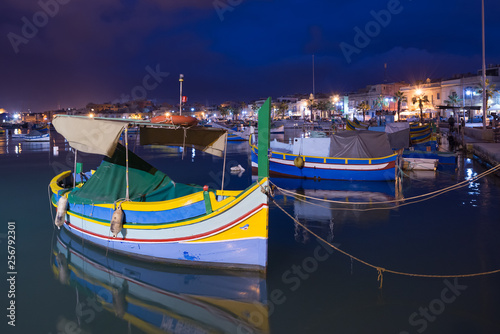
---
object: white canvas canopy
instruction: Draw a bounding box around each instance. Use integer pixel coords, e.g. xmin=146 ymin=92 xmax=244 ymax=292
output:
xmin=53 ymin=116 xmax=125 ymax=157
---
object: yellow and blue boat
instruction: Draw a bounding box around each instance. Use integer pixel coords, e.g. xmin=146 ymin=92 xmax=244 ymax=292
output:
xmin=49 ymin=98 xmax=272 ymax=271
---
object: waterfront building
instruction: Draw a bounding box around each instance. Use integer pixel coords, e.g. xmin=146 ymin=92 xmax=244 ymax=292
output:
xmin=347 ymin=82 xmax=409 ymax=121
xmin=400 ymin=65 xmax=500 ymax=121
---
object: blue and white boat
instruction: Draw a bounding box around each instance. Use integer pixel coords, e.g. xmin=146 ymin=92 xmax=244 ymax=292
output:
xmin=24 ymin=130 xmax=50 ymax=141
xmin=251 ymin=130 xmax=398 ymax=181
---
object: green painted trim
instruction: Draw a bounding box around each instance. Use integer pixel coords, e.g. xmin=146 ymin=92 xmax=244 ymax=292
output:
xmin=257 ymin=97 xmax=271 ymax=180
xmin=203 ymin=191 xmax=212 ymax=214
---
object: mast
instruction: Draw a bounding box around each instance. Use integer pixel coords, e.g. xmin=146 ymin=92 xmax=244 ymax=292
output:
xmin=179 ymin=74 xmax=184 ymax=115
xmin=312 ymin=55 xmax=315 ymax=98
xmin=481 ymin=0 xmax=487 ymax=130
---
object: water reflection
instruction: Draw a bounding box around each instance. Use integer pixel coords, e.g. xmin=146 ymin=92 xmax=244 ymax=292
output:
xmin=51 ymin=229 xmax=269 ymax=334
xmin=271 ymin=178 xmax=401 ymax=243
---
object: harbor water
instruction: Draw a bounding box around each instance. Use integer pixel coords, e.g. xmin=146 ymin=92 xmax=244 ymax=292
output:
xmin=1 ymin=129 xmax=500 ymax=334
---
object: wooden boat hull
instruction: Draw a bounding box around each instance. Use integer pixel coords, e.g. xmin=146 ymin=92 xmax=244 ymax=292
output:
xmin=50 ymin=171 xmax=269 ymax=270
xmin=250 ymin=144 xmax=397 ymax=181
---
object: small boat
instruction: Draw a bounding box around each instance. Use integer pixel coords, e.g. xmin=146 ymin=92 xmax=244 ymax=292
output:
xmin=49 ymin=98 xmax=272 ymax=270
xmin=251 ymin=130 xmax=398 ymax=181
xmin=346 ymin=118 xmax=369 ymax=130
xmin=24 ymin=130 xmax=50 ymax=142
xmin=151 ymin=114 xmax=198 ymax=127
xmin=52 ymin=228 xmax=269 ymax=333
xmin=402 ymin=157 xmax=438 ymax=171
xmin=270 ymin=124 xmax=285 ymax=134
xmin=210 ymin=122 xmax=250 ymax=141
xmin=403 ymin=149 xmax=456 ymax=165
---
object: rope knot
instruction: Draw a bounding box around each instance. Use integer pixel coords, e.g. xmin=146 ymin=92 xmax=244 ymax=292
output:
xmin=377 ymin=267 xmax=385 ymax=289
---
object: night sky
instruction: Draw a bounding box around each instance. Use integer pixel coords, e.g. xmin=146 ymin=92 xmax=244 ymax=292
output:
xmin=1 ymin=0 xmax=499 ymax=112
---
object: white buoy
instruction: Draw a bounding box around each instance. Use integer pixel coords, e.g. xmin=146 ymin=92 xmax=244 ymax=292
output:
xmin=230 ymin=164 xmax=245 ymax=172
xmin=110 ymin=206 xmax=124 ymax=238
xmin=54 ymin=196 xmax=68 ymax=229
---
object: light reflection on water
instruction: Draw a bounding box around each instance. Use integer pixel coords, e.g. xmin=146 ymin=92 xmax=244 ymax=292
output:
xmin=2 ymin=129 xmax=500 ymax=333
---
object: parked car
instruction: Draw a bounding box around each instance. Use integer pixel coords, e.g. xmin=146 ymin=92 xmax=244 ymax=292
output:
xmin=472 ymin=115 xmax=494 ymax=123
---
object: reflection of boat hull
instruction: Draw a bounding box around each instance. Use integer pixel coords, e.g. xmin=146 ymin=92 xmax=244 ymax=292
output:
xmin=250 ymin=145 xmax=397 ymax=181
xmin=53 ymin=228 xmax=269 ymax=334
xmin=51 ymin=171 xmax=269 ymax=270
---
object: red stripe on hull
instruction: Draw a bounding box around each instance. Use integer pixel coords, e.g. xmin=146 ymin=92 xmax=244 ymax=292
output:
xmin=66 ymin=203 xmax=268 ymax=243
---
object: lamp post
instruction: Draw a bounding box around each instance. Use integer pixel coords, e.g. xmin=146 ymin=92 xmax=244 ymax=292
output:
xmin=466 ymin=89 xmax=472 ymax=121
xmin=179 ymin=74 xmax=184 ymax=115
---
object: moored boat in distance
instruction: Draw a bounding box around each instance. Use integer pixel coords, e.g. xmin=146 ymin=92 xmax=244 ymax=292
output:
xmin=250 ymin=130 xmax=398 ymax=181
xmin=24 ymin=130 xmax=50 ymax=142
xmin=49 ymin=98 xmax=272 ymax=271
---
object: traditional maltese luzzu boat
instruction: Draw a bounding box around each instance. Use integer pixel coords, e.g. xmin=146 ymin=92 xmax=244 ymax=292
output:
xmin=49 ymin=98 xmax=272 ymax=271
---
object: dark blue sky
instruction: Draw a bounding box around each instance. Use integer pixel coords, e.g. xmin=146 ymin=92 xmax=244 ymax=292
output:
xmin=1 ymin=0 xmax=499 ymax=112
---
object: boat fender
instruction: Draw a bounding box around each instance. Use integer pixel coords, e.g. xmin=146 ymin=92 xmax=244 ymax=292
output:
xmin=110 ymin=205 xmax=124 ymax=238
xmin=294 ymin=156 xmax=304 ymax=169
xmin=112 ymin=281 xmax=128 ymax=318
xmin=54 ymin=196 xmax=68 ymax=229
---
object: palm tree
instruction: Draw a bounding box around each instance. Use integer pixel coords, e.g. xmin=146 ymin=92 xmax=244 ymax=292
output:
xmin=373 ymin=95 xmax=388 ymax=111
xmin=276 ymin=101 xmax=289 ymax=120
xmin=412 ymin=92 xmax=430 ymax=124
xmin=477 ymin=79 xmax=499 ymax=114
xmin=444 ymin=92 xmax=462 ymax=107
xmin=393 ymin=90 xmax=407 ymax=121
xmin=307 ymin=97 xmax=317 ymax=120
xmin=316 ymin=100 xmax=333 ymax=119
xmin=356 ymin=101 xmax=370 ymax=121
xmin=250 ymin=102 xmax=259 ymax=118
xmin=443 ymin=92 xmax=462 ymax=121
xmin=217 ymin=104 xmax=229 ymax=119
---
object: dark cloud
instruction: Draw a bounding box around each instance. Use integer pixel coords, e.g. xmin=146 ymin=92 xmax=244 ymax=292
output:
xmin=0 ymin=0 xmax=499 ymax=112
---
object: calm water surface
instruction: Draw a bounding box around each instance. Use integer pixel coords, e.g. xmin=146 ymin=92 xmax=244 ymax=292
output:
xmin=1 ymin=129 xmax=500 ymax=334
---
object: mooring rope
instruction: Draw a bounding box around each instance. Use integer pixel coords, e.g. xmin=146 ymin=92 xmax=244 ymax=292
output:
xmin=271 ymin=198 xmax=500 ymax=289
xmin=272 ymin=162 xmax=500 ymax=210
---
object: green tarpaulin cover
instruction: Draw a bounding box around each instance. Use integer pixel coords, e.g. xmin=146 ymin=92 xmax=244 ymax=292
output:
xmin=68 ymin=144 xmax=202 ymax=205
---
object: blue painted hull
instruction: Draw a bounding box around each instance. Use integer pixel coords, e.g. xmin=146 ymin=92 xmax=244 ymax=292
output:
xmin=62 ymin=223 xmax=268 ymax=269
xmin=251 ymin=148 xmax=397 ymax=181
